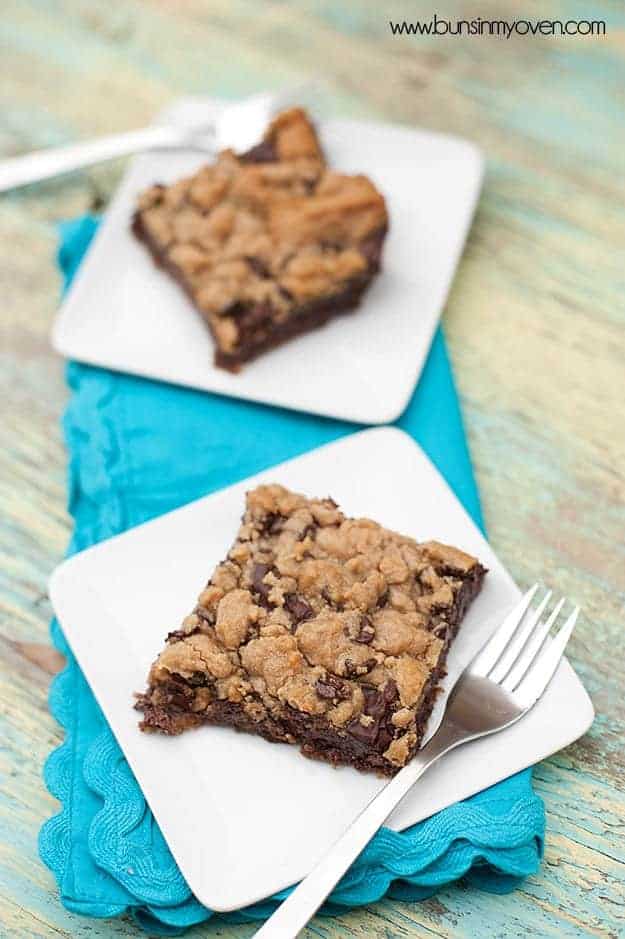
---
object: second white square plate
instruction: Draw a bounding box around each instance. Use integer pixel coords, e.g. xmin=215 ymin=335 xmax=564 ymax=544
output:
xmin=52 ymin=97 xmax=483 ymax=424
xmin=49 ymin=428 xmax=593 ymax=911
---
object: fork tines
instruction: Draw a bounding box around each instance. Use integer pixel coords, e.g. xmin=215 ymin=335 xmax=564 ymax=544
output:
xmin=470 ymin=585 xmax=579 ymax=705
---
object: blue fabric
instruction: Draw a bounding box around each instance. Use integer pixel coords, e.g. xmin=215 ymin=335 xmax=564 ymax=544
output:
xmin=39 ymin=216 xmax=544 ymax=934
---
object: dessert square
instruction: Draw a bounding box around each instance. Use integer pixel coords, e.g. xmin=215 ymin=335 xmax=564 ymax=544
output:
xmin=136 ymin=484 xmax=486 ymax=775
xmin=132 ymin=108 xmax=388 ymax=371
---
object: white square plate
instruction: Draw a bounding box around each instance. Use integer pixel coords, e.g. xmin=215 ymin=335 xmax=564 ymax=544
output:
xmin=49 ymin=428 xmax=593 ymax=911
xmin=52 ymin=97 xmax=483 ymax=424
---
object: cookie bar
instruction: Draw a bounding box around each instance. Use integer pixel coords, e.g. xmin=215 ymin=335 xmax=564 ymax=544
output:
xmin=136 ymin=485 xmax=486 ymax=775
xmin=132 ymin=108 xmax=388 ymax=370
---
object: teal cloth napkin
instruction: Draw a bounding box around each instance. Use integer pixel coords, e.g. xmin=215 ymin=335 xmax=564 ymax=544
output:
xmin=39 ymin=216 xmax=544 ymax=935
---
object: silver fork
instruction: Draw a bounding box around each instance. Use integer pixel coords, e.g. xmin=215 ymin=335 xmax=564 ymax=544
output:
xmin=254 ymin=585 xmax=579 ymax=939
xmin=0 ymin=90 xmax=295 ymax=193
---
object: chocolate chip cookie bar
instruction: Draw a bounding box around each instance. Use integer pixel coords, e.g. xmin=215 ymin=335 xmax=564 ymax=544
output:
xmin=136 ymin=485 xmax=486 ymax=775
xmin=132 ymin=108 xmax=388 ymax=370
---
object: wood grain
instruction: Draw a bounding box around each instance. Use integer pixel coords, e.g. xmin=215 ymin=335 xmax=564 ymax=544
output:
xmin=1 ymin=1 xmax=623 ymax=936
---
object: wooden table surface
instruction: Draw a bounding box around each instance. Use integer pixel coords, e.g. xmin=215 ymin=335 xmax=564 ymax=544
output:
xmin=1 ymin=2 xmax=624 ymax=936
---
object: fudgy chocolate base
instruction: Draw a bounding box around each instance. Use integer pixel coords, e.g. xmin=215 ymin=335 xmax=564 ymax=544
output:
xmin=214 ymin=276 xmax=372 ymax=371
xmin=132 ymin=212 xmax=385 ymax=372
xmin=136 ymin=567 xmax=484 ymax=776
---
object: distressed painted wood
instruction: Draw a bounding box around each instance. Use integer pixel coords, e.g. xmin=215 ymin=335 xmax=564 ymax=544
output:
xmin=1 ymin=1 xmax=624 ymax=936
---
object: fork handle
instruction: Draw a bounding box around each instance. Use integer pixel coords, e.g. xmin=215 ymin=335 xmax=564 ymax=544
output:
xmin=0 ymin=125 xmax=183 ymax=193
xmin=254 ymin=726 xmax=461 ymax=939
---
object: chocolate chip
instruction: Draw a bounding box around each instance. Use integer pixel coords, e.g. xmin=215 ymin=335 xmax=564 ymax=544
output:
xmin=315 ymin=674 xmax=350 ymax=701
xmin=298 ymin=523 xmax=317 ymax=542
xmin=362 ymin=686 xmax=387 ymax=721
xmin=262 ymin=513 xmax=284 ymax=535
xmin=376 ymin=724 xmax=394 ymax=753
xmin=353 ymin=615 xmax=375 ymax=644
xmin=343 ymin=657 xmax=376 ymax=678
xmin=251 ymin=563 xmax=272 ymax=601
xmin=284 ymin=594 xmax=313 ymax=624
xmin=321 ymin=587 xmax=341 ymax=609
xmin=315 ymin=680 xmax=336 ymax=700
xmin=346 ymin=717 xmax=378 ymax=745
xmin=346 ymin=714 xmax=393 ymax=752
xmin=246 ymin=256 xmax=270 ymax=278
xmin=383 ymin=679 xmax=399 ymax=704
xmin=187 ymin=671 xmax=209 ymax=687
